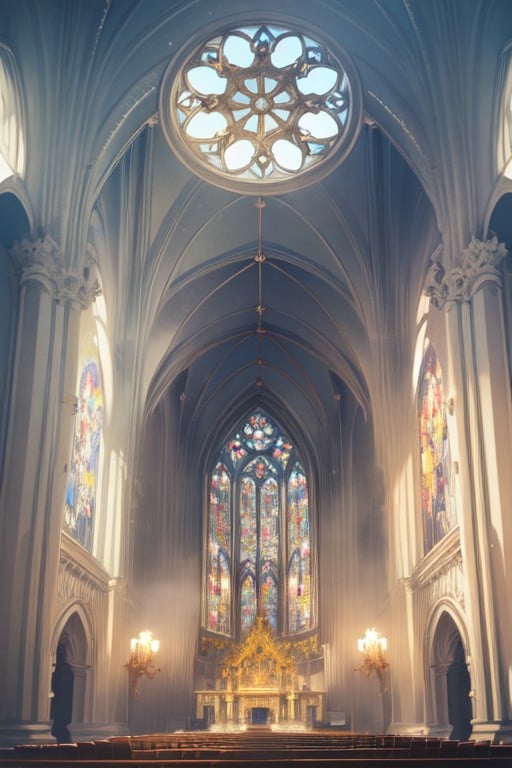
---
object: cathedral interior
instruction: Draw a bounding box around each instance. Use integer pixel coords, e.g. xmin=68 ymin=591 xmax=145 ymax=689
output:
xmin=1 ymin=0 xmax=512 ymax=747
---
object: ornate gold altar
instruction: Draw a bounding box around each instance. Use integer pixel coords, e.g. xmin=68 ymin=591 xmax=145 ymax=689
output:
xmin=195 ymin=617 xmax=324 ymax=728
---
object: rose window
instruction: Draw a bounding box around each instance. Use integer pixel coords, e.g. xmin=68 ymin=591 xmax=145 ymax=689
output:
xmin=160 ymin=24 xmax=361 ymax=193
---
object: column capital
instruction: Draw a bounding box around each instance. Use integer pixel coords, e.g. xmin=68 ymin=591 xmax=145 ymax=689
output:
xmin=11 ymin=234 xmax=101 ymax=308
xmin=425 ymin=236 xmax=507 ymax=309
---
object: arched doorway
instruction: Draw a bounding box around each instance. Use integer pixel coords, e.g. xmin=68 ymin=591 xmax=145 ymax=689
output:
xmin=447 ymin=638 xmax=472 ymax=740
xmin=51 ymin=642 xmax=74 ymax=742
xmin=51 ymin=612 xmax=89 ymax=742
xmin=429 ymin=611 xmax=472 ymax=740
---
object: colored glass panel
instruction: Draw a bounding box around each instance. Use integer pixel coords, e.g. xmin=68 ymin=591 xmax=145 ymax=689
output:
xmin=240 ymin=477 xmax=257 ymax=566
xmin=205 ymin=410 xmax=312 ymax=637
xmin=227 ymin=438 xmax=247 ymax=467
xmin=261 ymin=572 xmax=278 ymax=631
xmin=64 ymin=360 xmax=103 ymax=552
xmin=272 ymin=435 xmax=292 ymax=469
xmin=207 ymin=463 xmax=231 ymax=633
xmin=287 ymin=463 xmax=311 ymax=632
xmin=419 ymin=345 xmax=456 ymax=553
xmin=260 ymin=477 xmax=279 ymax=565
xmin=241 ymin=573 xmax=257 ymax=635
xmin=243 ymin=411 xmax=276 ymax=451
xmin=244 ymin=455 xmax=277 ymax=481
xmin=207 ymin=549 xmax=231 ymax=634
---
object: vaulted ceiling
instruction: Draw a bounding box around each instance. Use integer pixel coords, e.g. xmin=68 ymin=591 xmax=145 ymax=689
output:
xmin=8 ymin=0 xmax=510 ymax=456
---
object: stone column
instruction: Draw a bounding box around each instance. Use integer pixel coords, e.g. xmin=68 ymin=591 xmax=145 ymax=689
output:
xmin=287 ymin=691 xmax=296 ymax=721
xmin=0 ymin=235 xmax=100 ymax=745
xmin=225 ymin=694 xmax=234 ymax=725
xmin=429 ymin=662 xmax=451 ymax=737
xmin=426 ymin=235 xmax=512 ymax=741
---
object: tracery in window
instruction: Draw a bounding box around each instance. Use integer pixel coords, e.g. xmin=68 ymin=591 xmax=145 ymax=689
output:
xmin=205 ymin=409 xmax=313 ymax=637
xmin=64 ymin=360 xmax=103 ymax=551
xmin=160 ymin=23 xmax=361 ymax=193
xmin=418 ymin=345 xmax=456 ymax=553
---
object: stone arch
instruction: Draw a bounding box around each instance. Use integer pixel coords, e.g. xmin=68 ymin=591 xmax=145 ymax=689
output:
xmin=425 ymin=601 xmax=472 ymax=739
xmin=51 ymin=603 xmax=94 ymax=732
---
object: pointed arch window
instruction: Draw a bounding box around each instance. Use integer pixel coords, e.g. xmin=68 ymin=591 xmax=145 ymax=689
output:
xmin=419 ymin=345 xmax=457 ymax=553
xmin=205 ymin=410 xmax=313 ymax=637
xmin=0 ymin=45 xmax=26 ymax=181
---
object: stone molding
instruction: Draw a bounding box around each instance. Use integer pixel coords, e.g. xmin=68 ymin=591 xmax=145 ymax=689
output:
xmin=11 ymin=233 xmax=101 ymax=308
xmin=59 ymin=530 xmax=111 ymax=603
xmin=409 ymin=526 xmax=463 ymax=604
xmin=425 ymin=236 xmax=507 ymax=309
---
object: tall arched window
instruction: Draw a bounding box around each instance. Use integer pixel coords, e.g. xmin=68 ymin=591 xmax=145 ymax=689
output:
xmin=205 ymin=410 xmax=313 ymax=637
xmin=419 ymin=345 xmax=457 ymax=553
xmin=0 ymin=44 xmax=26 ymax=182
xmin=64 ymin=360 xmax=103 ymax=551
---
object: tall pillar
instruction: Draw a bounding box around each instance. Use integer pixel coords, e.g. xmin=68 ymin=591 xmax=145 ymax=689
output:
xmin=426 ymin=235 xmax=512 ymax=741
xmin=0 ymin=235 xmax=100 ymax=745
xmin=225 ymin=694 xmax=234 ymax=725
xmin=287 ymin=691 xmax=297 ymax=721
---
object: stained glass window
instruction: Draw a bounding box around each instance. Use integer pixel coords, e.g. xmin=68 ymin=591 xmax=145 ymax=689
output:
xmin=162 ymin=22 xmax=362 ymax=194
xmin=64 ymin=360 xmax=103 ymax=551
xmin=240 ymin=574 xmax=257 ymax=635
xmin=206 ymin=463 xmax=232 ymax=633
xmin=419 ymin=345 xmax=457 ymax=553
xmin=287 ymin=464 xmax=311 ymax=632
xmin=205 ymin=409 xmax=313 ymax=637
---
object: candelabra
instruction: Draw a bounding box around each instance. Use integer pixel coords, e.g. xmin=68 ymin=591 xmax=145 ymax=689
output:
xmin=356 ymin=628 xmax=389 ymax=682
xmin=125 ymin=630 xmax=160 ymax=694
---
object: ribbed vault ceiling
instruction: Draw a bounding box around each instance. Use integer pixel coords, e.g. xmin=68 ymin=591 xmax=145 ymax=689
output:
xmin=138 ymin=132 xmax=436 ymax=452
xmin=10 ymin=0 xmax=508 ymax=455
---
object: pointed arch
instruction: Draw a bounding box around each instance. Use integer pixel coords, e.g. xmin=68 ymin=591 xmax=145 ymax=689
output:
xmin=51 ymin=602 xmax=95 ymax=731
xmin=425 ymin=602 xmax=472 ymax=740
xmin=204 ymin=408 xmax=314 ymax=638
xmin=51 ymin=601 xmax=95 ymax=666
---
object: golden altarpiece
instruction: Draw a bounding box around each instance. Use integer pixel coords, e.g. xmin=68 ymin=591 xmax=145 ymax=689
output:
xmin=195 ymin=617 xmax=325 ymax=728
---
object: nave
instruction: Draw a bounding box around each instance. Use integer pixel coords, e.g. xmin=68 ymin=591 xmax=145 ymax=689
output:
xmin=2 ymin=0 xmax=512 ymax=747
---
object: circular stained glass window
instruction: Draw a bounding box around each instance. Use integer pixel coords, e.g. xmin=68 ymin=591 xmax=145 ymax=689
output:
xmin=160 ymin=23 xmax=362 ymax=194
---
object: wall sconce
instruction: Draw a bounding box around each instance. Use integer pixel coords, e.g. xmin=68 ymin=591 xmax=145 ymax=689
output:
xmin=356 ymin=628 xmax=389 ymax=682
xmin=125 ymin=630 xmax=160 ymax=693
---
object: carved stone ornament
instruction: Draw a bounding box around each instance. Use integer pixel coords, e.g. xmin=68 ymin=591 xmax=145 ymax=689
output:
xmin=221 ymin=615 xmax=297 ymax=690
xmin=425 ymin=236 xmax=507 ymax=309
xmin=11 ymin=234 xmax=102 ymax=308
